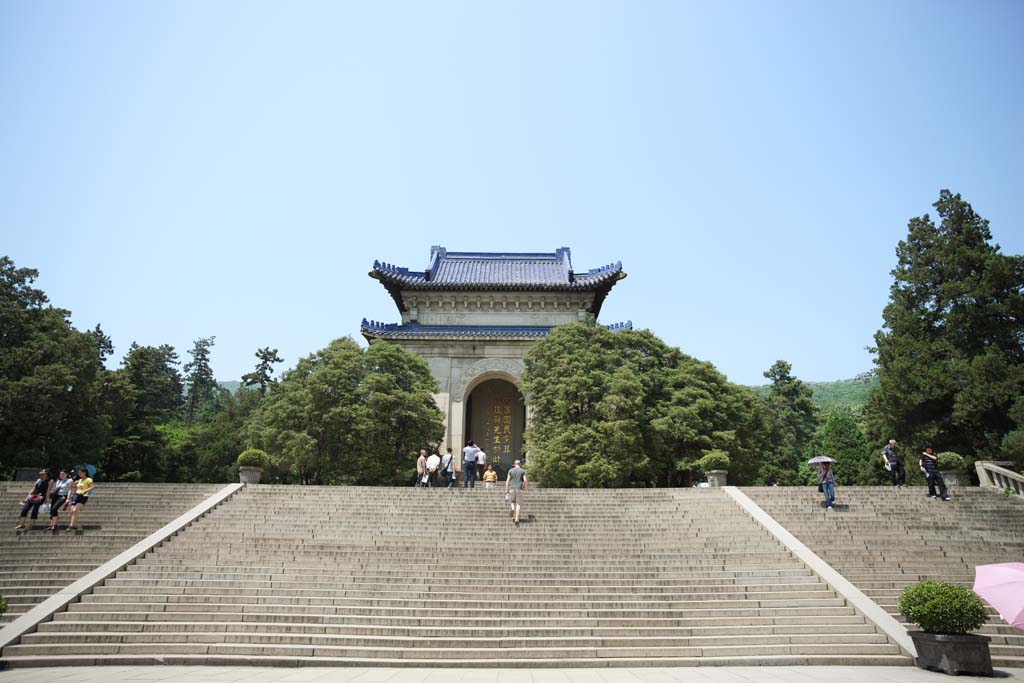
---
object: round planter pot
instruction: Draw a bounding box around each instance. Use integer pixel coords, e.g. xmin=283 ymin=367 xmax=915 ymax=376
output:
xmin=908 ymin=631 xmax=992 ymax=676
xmin=706 ymin=470 xmax=728 ymax=487
xmin=239 ymin=466 xmax=263 ymax=485
xmin=941 ymin=469 xmax=964 ymax=488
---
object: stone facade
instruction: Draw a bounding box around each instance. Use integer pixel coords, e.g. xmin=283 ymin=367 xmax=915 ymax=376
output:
xmin=362 ymin=247 xmax=627 ymax=469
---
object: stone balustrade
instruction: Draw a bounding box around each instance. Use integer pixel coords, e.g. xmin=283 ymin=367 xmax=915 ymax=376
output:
xmin=975 ymin=460 xmax=1024 ymax=496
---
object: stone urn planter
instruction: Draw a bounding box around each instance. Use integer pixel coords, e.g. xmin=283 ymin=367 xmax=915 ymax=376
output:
xmin=909 ymin=632 xmax=992 ymax=677
xmin=239 ymin=466 xmax=263 ymax=485
xmin=900 ymin=581 xmax=992 ymax=677
xmin=705 ymin=470 xmax=728 ymax=487
xmin=941 ymin=469 xmax=964 ymax=488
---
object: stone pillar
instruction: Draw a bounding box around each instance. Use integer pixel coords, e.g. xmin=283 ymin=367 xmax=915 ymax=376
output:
xmin=449 ymin=398 xmax=465 ymax=473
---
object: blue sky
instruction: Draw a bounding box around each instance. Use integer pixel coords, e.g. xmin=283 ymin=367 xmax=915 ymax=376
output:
xmin=3 ymin=1 xmax=1022 ymax=385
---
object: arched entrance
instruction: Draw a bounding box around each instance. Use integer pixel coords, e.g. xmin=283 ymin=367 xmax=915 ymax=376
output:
xmin=465 ymin=378 xmax=526 ymax=477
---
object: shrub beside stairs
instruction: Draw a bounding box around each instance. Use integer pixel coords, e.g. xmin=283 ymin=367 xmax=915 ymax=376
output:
xmin=2 ymin=485 xmax=907 ymax=667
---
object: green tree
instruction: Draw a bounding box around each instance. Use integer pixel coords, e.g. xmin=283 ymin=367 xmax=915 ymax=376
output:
xmin=247 ymin=338 xmax=443 ymax=484
xmin=815 ymin=408 xmax=884 ymax=485
xmin=102 ymin=343 xmax=184 ymax=480
xmin=759 ymin=360 xmax=818 ymax=485
xmin=183 ymin=336 xmax=217 ymax=427
xmin=0 ymin=257 xmax=110 ymax=474
xmin=522 ymin=322 xmax=769 ymax=487
xmin=241 ymin=347 xmax=283 ymax=395
xmin=868 ymin=190 xmax=1024 ymax=461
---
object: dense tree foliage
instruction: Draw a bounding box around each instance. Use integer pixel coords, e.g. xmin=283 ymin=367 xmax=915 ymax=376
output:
xmin=246 ymin=338 xmax=444 ymax=485
xmin=0 ymin=258 xmax=110 ymax=472
xmin=868 ymin=190 xmax=1024 ymax=469
xmin=812 ymin=409 xmax=886 ymax=485
xmin=522 ymin=322 xmax=783 ymax=487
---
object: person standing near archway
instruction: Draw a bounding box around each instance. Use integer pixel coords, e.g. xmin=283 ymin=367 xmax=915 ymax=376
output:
xmin=462 ymin=440 xmax=479 ymax=488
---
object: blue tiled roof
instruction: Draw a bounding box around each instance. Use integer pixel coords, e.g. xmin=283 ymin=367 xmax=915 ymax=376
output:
xmin=361 ymin=319 xmax=633 ymax=341
xmin=371 ymin=246 xmax=624 ymax=290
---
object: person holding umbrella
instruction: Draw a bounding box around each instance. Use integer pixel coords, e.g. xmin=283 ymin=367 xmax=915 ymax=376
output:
xmin=808 ymin=456 xmax=837 ymax=510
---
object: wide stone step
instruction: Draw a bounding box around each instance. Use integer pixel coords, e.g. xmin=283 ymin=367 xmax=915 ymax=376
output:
xmin=2 ymin=641 xmax=901 ymax=659
xmin=36 ymin=620 xmax=880 ymax=637
xmin=0 ymin=653 xmax=914 ymax=668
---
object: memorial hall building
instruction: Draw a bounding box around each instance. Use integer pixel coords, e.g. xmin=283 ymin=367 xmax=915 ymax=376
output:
xmin=361 ymin=247 xmax=628 ymax=474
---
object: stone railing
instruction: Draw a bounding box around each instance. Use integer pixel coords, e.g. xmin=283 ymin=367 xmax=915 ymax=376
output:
xmin=975 ymin=460 xmax=1024 ymax=496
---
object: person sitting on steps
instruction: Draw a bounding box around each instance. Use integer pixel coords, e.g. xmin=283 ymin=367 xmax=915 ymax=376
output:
xmin=66 ymin=467 xmax=93 ymax=531
xmin=47 ymin=470 xmax=72 ymax=531
xmin=15 ymin=469 xmax=51 ymax=531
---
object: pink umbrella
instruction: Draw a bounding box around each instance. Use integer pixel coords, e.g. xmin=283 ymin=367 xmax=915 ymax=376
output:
xmin=973 ymin=563 xmax=1024 ymax=629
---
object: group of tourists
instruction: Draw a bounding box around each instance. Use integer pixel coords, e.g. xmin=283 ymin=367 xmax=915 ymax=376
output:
xmin=414 ymin=440 xmax=529 ymax=525
xmin=815 ymin=438 xmax=952 ymax=509
xmin=15 ymin=466 xmax=94 ymax=532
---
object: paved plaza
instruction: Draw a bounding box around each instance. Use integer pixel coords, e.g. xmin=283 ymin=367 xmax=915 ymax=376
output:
xmin=1 ymin=667 xmax=1023 ymax=683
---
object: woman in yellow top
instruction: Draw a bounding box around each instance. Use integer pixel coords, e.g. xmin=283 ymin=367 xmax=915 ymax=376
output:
xmin=67 ymin=467 xmax=94 ymax=531
xmin=482 ymin=464 xmax=498 ymax=489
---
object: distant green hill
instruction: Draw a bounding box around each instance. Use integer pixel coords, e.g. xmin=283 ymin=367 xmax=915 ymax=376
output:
xmin=747 ymin=373 xmax=877 ymax=414
xmin=219 ymin=380 xmax=243 ymax=394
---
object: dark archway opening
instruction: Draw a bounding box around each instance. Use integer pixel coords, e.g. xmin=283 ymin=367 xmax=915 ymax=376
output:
xmin=464 ymin=378 xmax=526 ymax=478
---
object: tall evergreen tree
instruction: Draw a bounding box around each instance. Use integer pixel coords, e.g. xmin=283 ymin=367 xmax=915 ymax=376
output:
xmin=102 ymin=343 xmax=183 ymax=480
xmin=758 ymin=360 xmax=818 ymax=484
xmin=241 ymin=346 xmax=283 ymax=395
xmin=816 ymin=408 xmax=884 ymax=485
xmin=868 ymin=190 xmax=1024 ymax=461
xmin=183 ymin=336 xmax=217 ymax=427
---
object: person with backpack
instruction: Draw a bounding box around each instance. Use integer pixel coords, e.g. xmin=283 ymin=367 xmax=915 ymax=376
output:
xmin=15 ymin=470 xmax=51 ymax=531
xmin=920 ymin=447 xmax=951 ymax=501
xmin=440 ymin=448 xmax=455 ymax=488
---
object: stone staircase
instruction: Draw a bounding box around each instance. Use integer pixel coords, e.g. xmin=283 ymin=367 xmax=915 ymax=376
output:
xmin=0 ymin=482 xmax=223 ymax=623
xmin=742 ymin=486 xmax=1024 ymax=669
xmin=1 ymin=486 xmax=905 ymax=667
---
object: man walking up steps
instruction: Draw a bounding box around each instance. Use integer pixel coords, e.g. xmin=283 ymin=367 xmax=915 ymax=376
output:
xmin=505 ymin=459 xmax=527 ymax=526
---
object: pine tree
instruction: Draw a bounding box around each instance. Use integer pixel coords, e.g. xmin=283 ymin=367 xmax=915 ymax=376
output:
xmin=241 ymin=346 xmax=283 ymax=395
xmin=183 ymin=337 xmax=217 ymax=427
xmin=869 ymin=190 xmax=1024 ymax=460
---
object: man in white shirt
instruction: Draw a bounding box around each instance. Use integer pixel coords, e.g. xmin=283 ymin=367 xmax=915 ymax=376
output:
xmin=425 ymin=452 xmax=441 ymax=487
xmin=476 ymin=450 xmax=487 ymax=481
xmin=462 ymin=440 xmax=479 ymax=488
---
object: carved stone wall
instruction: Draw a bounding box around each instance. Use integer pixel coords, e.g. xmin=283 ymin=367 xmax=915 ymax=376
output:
xmin=451 ymin=357 xmax=526 ymax=401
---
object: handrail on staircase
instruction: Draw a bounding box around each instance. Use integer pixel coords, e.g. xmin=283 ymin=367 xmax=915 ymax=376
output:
xmin=975 ymin=460 xmax=1024 ymax=496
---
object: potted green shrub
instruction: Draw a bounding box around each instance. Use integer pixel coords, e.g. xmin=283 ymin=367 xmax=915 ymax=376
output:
xmin=697 ymin=450 xmax=731 ymax=487
xmin=899 ymin=580 xmax=992 ymax=676
xmin=937 ymin=451 xmax=966 ymax=488
xmin=0 ymin=592 xmax=7 ymax=617
xmin=237 ymin=448 xmax=269 ymax=484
